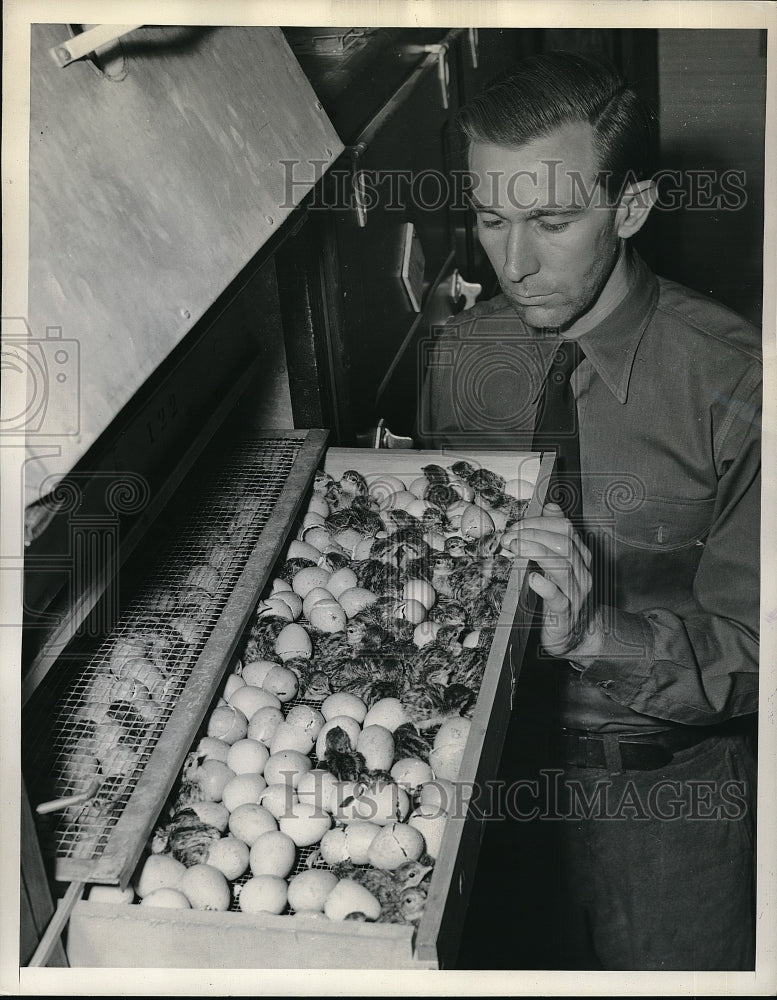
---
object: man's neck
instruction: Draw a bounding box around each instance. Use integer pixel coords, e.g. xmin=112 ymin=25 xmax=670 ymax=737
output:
xmin=561 ymin=241 xmax=634 ymax=339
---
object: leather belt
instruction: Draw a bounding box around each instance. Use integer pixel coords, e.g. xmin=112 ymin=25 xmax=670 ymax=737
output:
xmin=556 ymin=726 xmax=717 ymax=771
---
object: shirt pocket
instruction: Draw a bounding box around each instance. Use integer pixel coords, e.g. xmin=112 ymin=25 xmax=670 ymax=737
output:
xmin=611 ymin=495 xmax=717 ymax=551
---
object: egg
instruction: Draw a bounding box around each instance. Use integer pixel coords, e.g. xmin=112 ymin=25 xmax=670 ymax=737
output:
xmin=191 ymin=758 xmax=235 ymax=801
xmin=223 ymin=674 xmax=246 ymax=700
xmin=221 ymin=772 xmax=267 ymax=813
xmin=390 ymin=757 xmax=435 ymax=792
xmin=408 ymin=807 xmax=448 ymax=859
xmin=423 ymin=529 xmax=447 ymax=551
xmin=378 ymin=490 xmax=418 ymax=512
xmin=274 ymin=623 xmax=312 ymax=661
xmin=196 ymin=736 xmax=231 ymax=763
xmin=302 ymin=586 xmax=336 ymax=619
xmin=301 ymin=511 xmax=326 ymax=530
xmin=258 ymin=782 xmax=299 ymax=820
xmin=300 ymin=525 xmax=331 ymax=551
xmin=324 ymin=879 xmax=381 ymax=922
xmin=287 ymin=539 xmax=325 ymax=562
xmin=229 ymin=684 xmax=281 ymax=719
xmin=239 ymin=875 xmax=288 ymax=915
xmin=87 ymin=884 xmax=134 ymax=904
xmin=296 ymin=768 xmax=339 ymax=814
xmin=269 ymin=720 xmax=315 ymax=756
xmin=504 ymin=477 xmax=535 ymax=500
xmin=135 ymin=854 xmax=187 ymax=898
xmin=316 ymin=717 xmax=361 ymax=760
xmin=319 ymin=826 xmax=350 ymax=865
xmin=263 ymin=749 xmax=313 ymax=788
xmin=403 ymin=578 xmax=436 ymax=611
xmin=356 ymin=725 xmax=395 ymax=772
xmin=180 ymin=864 xmax=231 ymax=912
xmin=362 ymin=698 xmax=410 ymax=732
xmin=459 ymin=502 xmax=495 ymax=539
xmin=246 ymin=705 xmax=285 ymax=746
xmin=367 ymin=821 xmax=425 ymax=870
xmin=227 ymin=738 xmax=270 ymax=776
xmin=227 ymin=803 xmax=278 ymax=845
xmin=413 ymin=620 xmax=440 ymax=647
xmin=206 ymin=836 xmax=250 ymax=880
xmin=271 ymin=577 xmax=293 ymax=594
xmin=291 ymin=566 xmax=331 ymax=598
xmin=248 ymin=830 xmax=297 ymax=878
xmin=308 ymin=600 xmax=348 ymax=634
xmin=337 ymin=587 xmax=379 ymax=619
xmin=255 ymin=597 xmax=295 ymax=622
xmin=448 ymin=477 xmax=475 ymax=501
xmin=207 ymin=705 xmax=248 ymax=745
xmin=306 ymin=494 xmax=330 ymax=517
xmin=434 ymin=716 xmax=472 ymax=752
xmin=367 ymin=474 xmax=407 ymax=503
xmin=285 ymin=705 xmax=325 ymax=740
xmin=270 ymin=590 xmax=303 ymax=620
xmin=393 ymin=598 xmax=427 ymax=624
xmin=287 ymin=869 xmax=338 ymax=912
xmin=320 ymin=692 xmax=368 ymax=724
xmin=324 ymin=566 xmax=357 ymax=599
xmin=332 ymin=528 xmax=367 ymax=556
xmin=428 ymin=743 xmax=465 ymax=782
xmin=262 ymin=664 xmax=300 ymax=702
xmin=353 ymin=537 xmax=376 ymax=560
xmin=240 ymin=659 xmax=277 ymax=687
xmin=418 ymin=777 xmax=459 ymax=815
xmin=462 ymin=629 xmax=481 ymax=649
xmin=406 ymin=498 xmax=432 ymax=518
xmin=350 ymin=779 xmax=410 ymax=826
xmin=343 ymin=821 xmax=382 ymax=865
xmin=408 ymin=475 xmax=430 ymax=499
xmin=188 ymin=800 xmax=230 ymax=833
xmin=279 ymin=800 xmax=332 ymax=847
xmin=140 ymin=888 xmax=191 ymax=909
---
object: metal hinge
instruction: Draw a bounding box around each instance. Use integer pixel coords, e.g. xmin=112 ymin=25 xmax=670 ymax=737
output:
xmin=49 ymin=24 xmax=142 ymax=67
xmin=422 ymin=42 xmax=451 ymax=109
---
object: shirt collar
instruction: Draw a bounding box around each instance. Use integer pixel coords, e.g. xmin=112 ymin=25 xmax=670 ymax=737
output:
xmin=526 ymin=248 xmax=659 ymax=405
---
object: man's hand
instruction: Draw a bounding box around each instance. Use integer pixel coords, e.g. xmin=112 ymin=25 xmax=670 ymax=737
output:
xmin=508 ymin=502 xmax=601 ymax=660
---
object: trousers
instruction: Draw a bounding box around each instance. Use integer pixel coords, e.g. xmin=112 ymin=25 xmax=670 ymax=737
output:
xmin=458 ymin=706 xmax=757 ymax=971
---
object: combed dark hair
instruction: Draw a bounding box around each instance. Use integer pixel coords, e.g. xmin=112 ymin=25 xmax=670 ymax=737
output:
xmin=456 ymin=50 xmax=658 ymax=199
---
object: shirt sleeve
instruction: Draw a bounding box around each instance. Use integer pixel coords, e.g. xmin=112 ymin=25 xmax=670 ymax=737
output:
xmin=574 ymin=368 xmax=761 ymax=725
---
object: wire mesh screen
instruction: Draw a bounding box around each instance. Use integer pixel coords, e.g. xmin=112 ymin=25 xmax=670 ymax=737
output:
xmin=23 ymin=436 xmax=306 ymax=871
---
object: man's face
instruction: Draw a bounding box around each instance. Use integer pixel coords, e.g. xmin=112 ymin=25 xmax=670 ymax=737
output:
xmin=469 ymin=121 xmax=623 ymax=330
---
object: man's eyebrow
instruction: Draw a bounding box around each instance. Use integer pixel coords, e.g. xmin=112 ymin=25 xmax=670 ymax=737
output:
xmin=466 ymin=195 xmax=583 ymax=217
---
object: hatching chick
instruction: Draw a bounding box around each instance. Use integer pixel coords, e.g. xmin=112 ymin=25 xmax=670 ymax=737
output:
xmin=339 ymin=469 xmax=368 ymax=497
xmin=421 ymin=464 xmax=449 ymax=486
xmin=345 ymin=618 xmax=388 ymax=651
xmin=403 ymin=680 xmax=477 ymax=729
xmin=420 ymin=507 xmax=451 ymax=533
xmin=425 ymin=483 xmax=460 ymax=510
xmin=463 ymin=578 xmax=509 ymax=626
xmin=302 ymin=671 xmax=332 ymax=701
xmin=330 ymin=859 xmax=434 ymax=924
xmin=277 ymin=556 xmax=316 ymax=584
xmin=321 ymin=726 xmax=366 ymax=781
xmin=245 ymin=615 xmax=289 ymax=660
xmin=427 ymin=600 xmax=469 ymax=629
xmin=469 ymin=468 xmax=506 ymax=494
xmin=450 ymin=459 xmax=477 ymax=483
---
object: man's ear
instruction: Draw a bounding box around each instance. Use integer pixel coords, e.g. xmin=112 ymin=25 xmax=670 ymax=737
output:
xmin=616 ymin=179 xmax=656 ymax=238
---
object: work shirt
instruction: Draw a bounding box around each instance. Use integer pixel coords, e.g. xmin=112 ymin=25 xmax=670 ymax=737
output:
xmin=417 ymin=250 xmax=761 ymax=731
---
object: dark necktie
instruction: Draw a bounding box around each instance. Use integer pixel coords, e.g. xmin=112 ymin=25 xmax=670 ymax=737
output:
xmin=531 ymin=337 xmax=586 ymax=524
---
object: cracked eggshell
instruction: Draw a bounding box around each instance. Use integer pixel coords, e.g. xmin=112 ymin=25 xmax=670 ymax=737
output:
xmin=428 ymin=743 xmax=465 ymax=782
xmin=302 ymin=586 xmax=336 ymax=619
xmin=274 ymin=623 xmax=312 ymax=661
xmin=288 ymin=539 xmax=325 ymax=562
xmin=449 ymin=478 xmax=475 ymax=501
xmin=247 ymin=706 xmax=285 ymax=746
xmin=223 ymin=673 xmax=246 ymax=700
xmin=408 ymin=476 xmax=430 ymax=499
xmin=362 ymin=698 xmax=410 ymax=732
xmin=406 ymin=498 xmax=432 ymax=518
xmin=367 ymin=821 xmax=425 ymax=870
xmin=241 ymin=659 xmax=277 ymax=687
xmin=270 ymin=590 xmax=303 ymax=621
xmin=296 ymin=768 xmax=339 ymax=814
xmin=255 ymin=597 xmax=294 ymax=622
xmin=368 ymin=474 xmax=407 ymax=501
xmin=379 ymin=490 xmax=418 ymax=513
xmin=434 ymin=716 xmax=471 ymax=752
xmin=403 ymin=578 xmax=436 ymax=611
xmin=316 ymin=716 xmax=362 ymax=759
xmin=285 ymin=705 xmax=326 ymax=739
xmin=326 ymin=567 xmax=358 ymax=599
xmin=344 ymin=821 xmax=382 ymax=864
xmin=262 ymin=664 xmax=300 ymax=703
xmin=308 ymin=600 xmax=348 ymax=634
xmin=353 ymin=537 xmax=376 ymax=560
xmin=306 ymin=494 xmax=330 ymax=518
xmin=269 ymin=719 xmax=315 ymax=756
xmin=391 ymin=757 xmax=435 ymax=792
xmin=332 ymin=528 xmax=366 ymax=557
xmin=351 ymin=780 xmax=410 ymax=826
xmin=337 ymin=587 xmax=378 ymax=619
xmin=229 ymin=684 xmax=282 ymax=719
xmin=207 ymin=705 xmax=248 ymax=745
xmin=409 ymin=807 xmax=448 ymax=859
xmin=287 ymin=869 xmax=338 ymax=912
xmin=459 ymin=502 xmax=495 ymax=539
xmin=412 ymin=620 xmax=440 ymax=648
xmin=291 ymin=566 xmax=331 ymax=599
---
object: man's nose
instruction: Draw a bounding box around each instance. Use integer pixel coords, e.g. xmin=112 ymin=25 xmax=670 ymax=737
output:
xmin=503 ymin=224 xmax=539 ymax=282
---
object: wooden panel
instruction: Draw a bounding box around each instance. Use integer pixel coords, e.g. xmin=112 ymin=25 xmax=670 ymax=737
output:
xmin=27 ymin=25 xmax=343 ymax=505
xmin=67 ymin=901 xmax=431 ymax=969
xmin=20 ymin=777 xmax=68 ymax=967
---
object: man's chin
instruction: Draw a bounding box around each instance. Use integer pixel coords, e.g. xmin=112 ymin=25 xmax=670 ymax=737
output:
xmin=505 ymin=298 xmax=571 ymax=330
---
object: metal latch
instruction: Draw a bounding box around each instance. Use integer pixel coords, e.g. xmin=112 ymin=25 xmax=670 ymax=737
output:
xmin=49 ymin=24 xmax=142 ymax=67
xmin=422 ymin=43 xmax=451 ymax=109
xmin=450 ymin=270 xmax=483 ymax=311
xmin=356 ymin=419 xmax=415 ymax=449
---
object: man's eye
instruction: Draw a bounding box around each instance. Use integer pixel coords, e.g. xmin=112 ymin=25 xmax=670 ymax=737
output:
xmin=537 ymin=220 xmax=570 ymax=233
xmin=478 ymin=216 xmax=504 ymax=230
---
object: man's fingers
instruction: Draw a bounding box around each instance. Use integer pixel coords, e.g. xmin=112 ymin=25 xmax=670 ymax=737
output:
xmin=510 ymin=537 xmax=591 ymax=603
xmin=542 ymin=502 xmax=565 ymax=518
xmin=527 ymin=570 xmax=568 ymax=611
xmin=511 ymin=518 xmax=593 ymax=568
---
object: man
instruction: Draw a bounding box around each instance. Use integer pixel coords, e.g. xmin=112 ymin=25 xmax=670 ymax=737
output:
xmin=418 ymin=51 xmax=760 ymax=970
